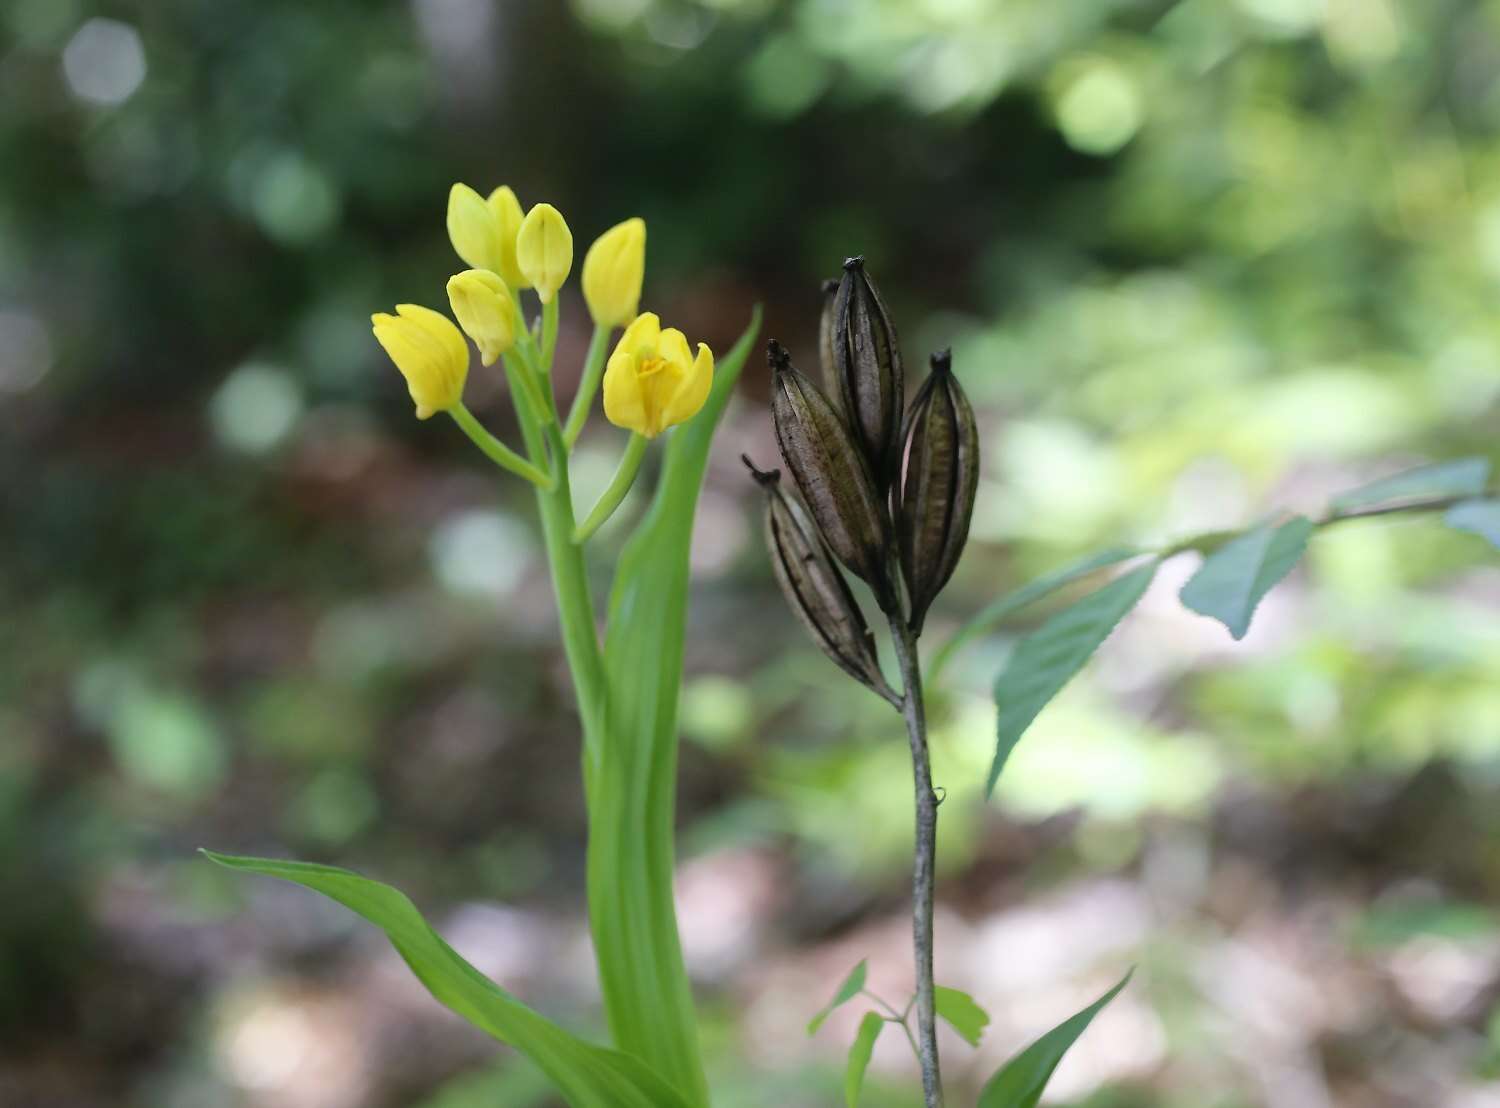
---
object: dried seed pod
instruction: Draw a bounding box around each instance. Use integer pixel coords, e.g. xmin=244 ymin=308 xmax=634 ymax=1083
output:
xmin=745 ymin=457 xmax=897 ymax=704
xmin=832 ymin=257 xmax=904 ymax=490
xmin=768 ymin=339 xmax=896 ymax=611
xmin=898 ymin=349 xmax=979 ymax=633
xmin=817 ymin=278 xmax=841 ymax=407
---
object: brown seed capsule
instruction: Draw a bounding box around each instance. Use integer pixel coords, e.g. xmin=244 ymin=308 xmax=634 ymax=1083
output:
xmin=898 ymin=349 xmax=979 ymax=633
xmin=745 ymin=457 xmax=898 ymax=704
xmin=832 ymin=257 xmax=904 ymax=490
xmin=768 ymin=339 xmax=896 ymax=611
xmin=817 ymin=278 xmax=841 ymax=407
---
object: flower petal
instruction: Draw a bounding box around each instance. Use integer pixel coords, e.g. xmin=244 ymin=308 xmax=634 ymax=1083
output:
xmin=603 ymin=346 xmax=649 ymax=436
xmin=661 ymin=342 xmax=714 ymax=430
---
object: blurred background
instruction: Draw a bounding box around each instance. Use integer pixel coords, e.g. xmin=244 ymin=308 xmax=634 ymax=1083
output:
xmin=3 ymin=0 xmax=1500 ymax=1105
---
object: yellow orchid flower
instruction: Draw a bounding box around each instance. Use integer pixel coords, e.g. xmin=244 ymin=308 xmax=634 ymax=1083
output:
xmin=516 ymin=203 xmax=573 ymax=304
xmin=602 ymin=312 xmax=713 ymax=438
xmin=446 ymin=269 xmax=516 ymax=366
xmin=446 ymin=183 xmax=527 ymax=289
xmin=582 ymin=217 xmax=646 ymax=328
xmin=371 ymin=304 xmax=469 ymax=419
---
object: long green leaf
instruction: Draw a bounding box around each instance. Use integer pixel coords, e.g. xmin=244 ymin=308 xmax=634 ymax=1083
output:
xmin=201 ymin=852 xmax=691 ymax=1108
xmin=930 ymin=547 xmax=1138 ymax=684
xmin=587 ymin=308 xmax=760 ymax=1107
xmin=845 ymin=1011 xmax=884 ymax=1107
xmin=977 ymin=970 xmax=1133 ymax=1108
xmin=1446 ymin=499 xmax=1500 ymax=550
xmin=1178 ymin=516 xmax=1313 ymax=640
xmin=988 ymin=563 xmax=1157 ymax=795
xmin=808 ymin=959 xmax=868 ymax=1036
xmin=1330 ymin=457 xmax=1489 ymax=514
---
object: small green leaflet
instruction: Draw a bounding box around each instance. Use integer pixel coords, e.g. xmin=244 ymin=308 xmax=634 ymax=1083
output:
xmin=1330 ymin=457 xmax=1490 ymax=514
xmin=844 ymin=1011 xmax=883 ymax=1107
xmin=930 ymin=546 xmax=1138 ymax=683
xmin=1178 ymin=516 xmax=1314 ymax=640
xmin=977 ymin=969 xmax=1134 ymax=1108
xmin=988 ymin=563 xmax=1158 ymax=795
xmin=1446 ymin=499 xmax=1500 ymax=550
xmin=808 ymin=959 xmax=868 ymax=1036
xmin=200 ymin=852 xmax=692 ymax=1108
xmin=934 ymin=986 xmax=990 ymax=1046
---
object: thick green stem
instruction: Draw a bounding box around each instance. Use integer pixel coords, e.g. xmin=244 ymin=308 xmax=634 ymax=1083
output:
xmin=564 ymin=324 xmax=611 ymax=448
xmin=574 ymin=433 xmax=649 ymax=542
xmin=448 ymin=403 xmax=553 ymax=489
xmin=890 ymin=616 xmax=943 ymax=1108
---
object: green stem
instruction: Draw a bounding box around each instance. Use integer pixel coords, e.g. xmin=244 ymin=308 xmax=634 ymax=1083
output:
xmin=542 ymin=294 xmax=560 ymax=371
xmin=564 ymin=324 xmax=611 ymax=448
xmin=574 ymin=433 xmax=649 ymax=542
xmin=448 ymin=404 xmax=553 ymax=489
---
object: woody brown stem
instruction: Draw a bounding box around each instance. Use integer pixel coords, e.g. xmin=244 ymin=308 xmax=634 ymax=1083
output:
xmin=889 ymin=615 xmax=943 ymax=1108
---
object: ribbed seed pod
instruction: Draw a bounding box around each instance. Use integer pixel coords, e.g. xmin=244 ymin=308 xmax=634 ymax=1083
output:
xmin=817 ymin=278 xmax=841 ymax=408
xmin=745 ymin=457 xmax=897 ymax=704
xmin=832 ymin=257 xmax=904 ymax=491
xmin=898 ymin=350 xmax=979 ymax=633
xmin=768 ymin=340 xmax=896 ymax=612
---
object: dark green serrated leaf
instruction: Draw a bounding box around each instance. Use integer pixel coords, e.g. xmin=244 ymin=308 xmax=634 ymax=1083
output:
xmin=1178 ymin=516 xmax=1313 ymax=640
xmin=1330 ymin=457 xmax=1490 ymax=514
xmin=808 ymin=959 xmax=868 ymax=1036
xmin=988 ymin=564 xmax=1157 ymax=795
xmin=930 ymin=546 xmax=1139 ymax=683
xmin=977 ymin=969 xmax=1133 ymax=1108
xmin=934 ymin=985 xmax=990 ymax=1047
xmin=201 ymin=852 xmax=692 ymax=1108
xmin=1446 ymin=499 xmax=1500 ymax=550
xmin=845 ymin=1011 xmax=884 ymax=1107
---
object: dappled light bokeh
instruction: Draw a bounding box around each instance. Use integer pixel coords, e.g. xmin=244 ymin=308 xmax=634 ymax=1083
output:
xmin=3 ymin=1 xmax=1499 ymax=1105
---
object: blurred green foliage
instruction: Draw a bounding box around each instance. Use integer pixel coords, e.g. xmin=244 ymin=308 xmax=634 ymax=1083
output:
xmin=2 ymin=0 xmax=1498 ymax=1105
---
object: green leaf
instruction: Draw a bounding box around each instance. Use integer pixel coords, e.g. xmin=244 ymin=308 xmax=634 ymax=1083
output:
xmin=201 ymin=852 xmax=692 ymax=1108
xmin=988 ymin=563 xmax=1157 ymax=795
xmin=930 ymin=547 xmax=1138 ymax=684
xmin=1178 ymin=516 xmax=1313 ymax=640
xmin=977 ymin=969 xmax=1133 ymax=1108
xmin=934 ymin=985 xmax=990 ymax=1047
xmin=807 ymin=959 xmax=868 ymax=1035
xmin=1330 ymin=457 xmax=1490 ymax=514
xmin=845 ymin=1011 xmax=884 ymax=1107
xmin=587 ymin=308 xmax=760 ymax=1107
xmin=1446 ymin=499 xmax=1500 ymax=550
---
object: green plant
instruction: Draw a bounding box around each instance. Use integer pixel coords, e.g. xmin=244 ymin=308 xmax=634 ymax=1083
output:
xmin=207 ymin=188 xmax=1500 ymax=1106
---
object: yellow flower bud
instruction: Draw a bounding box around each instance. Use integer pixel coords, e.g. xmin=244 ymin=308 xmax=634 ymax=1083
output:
xmin=582 ymin=217 xmax=646 ymax=328
xmin=602 ymin=312 xmax=714 ymax=438
xmin=446 ymin=183 xmax=528 ymax=289
xmin=486 ymin=186 xmax=527 ymax=289
xmin=371 ymin=304 xmax=470 ymax=419
xmin=516 ymin=203 xmax=573 ymax=304
xmin=446 ymin=269 xmax=516 ymax=366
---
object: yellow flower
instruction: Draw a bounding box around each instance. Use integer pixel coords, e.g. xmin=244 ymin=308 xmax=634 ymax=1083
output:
xmin=447 ymin=269 xmax=516 ymax=366
xmin=446 ymin=183 xmax=527 ymax=289
xmin=516 ymin=203 xmax=572 ymax=304
xmin=371 ymin=304 xmax=470 ymax=419
xmin=602 ymin=312 xmax=714 ymax=438
xmin=582 ymin=217 xmax=646 ymax=328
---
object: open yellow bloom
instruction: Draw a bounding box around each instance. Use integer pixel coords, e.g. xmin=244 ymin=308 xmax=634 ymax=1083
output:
xmin=602 ymin=312 xmax=713 ymax=438
xmin=447 ymin=269 xmax=515 ymax=366
xmin=582 ymin=217 xmax=645 ymax=328
xmin=516 ymin=203 xmax=572 ymax=304
xmin=371 ymin=304 xmax=469 ymax=419
xmin=446 ymin=183 xmax=527 ymax=289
